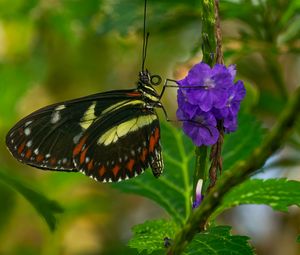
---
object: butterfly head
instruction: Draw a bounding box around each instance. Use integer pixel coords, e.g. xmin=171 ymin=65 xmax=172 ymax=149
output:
xmin=138 ymin=70 xmax=162 ymax=106
xmin=139 ymin=69 xmax=162 ymax=87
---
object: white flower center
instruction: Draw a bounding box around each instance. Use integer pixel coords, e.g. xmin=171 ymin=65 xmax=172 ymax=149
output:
xmin=204 ymin=78 xmax=215 ymax=90
xmin=226 ymin=95 xmax=234 ymax=107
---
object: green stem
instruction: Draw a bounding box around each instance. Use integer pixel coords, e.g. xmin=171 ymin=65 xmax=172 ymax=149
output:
xmin=201 ymin=0 xmax=216 ymax=65
xmin=193 ymin=146 xmax=208 ymax=201
xmin=191 ymin=0 xmax=216 ymax=205
xmin=167 ymin=86 xmax=300 ymax=254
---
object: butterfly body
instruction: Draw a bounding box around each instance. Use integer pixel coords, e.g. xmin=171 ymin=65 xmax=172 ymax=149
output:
xmin=6 ymin=71 xmax=164 ymax=182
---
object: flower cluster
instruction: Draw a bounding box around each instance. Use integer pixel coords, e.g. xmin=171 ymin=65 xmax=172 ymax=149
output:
xmin=177 ymin=62 xmax=246 ymax=146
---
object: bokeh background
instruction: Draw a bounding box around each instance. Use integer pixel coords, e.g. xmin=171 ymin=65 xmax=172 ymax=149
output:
xmin=0 ymin=0 xmax=299 ymax=254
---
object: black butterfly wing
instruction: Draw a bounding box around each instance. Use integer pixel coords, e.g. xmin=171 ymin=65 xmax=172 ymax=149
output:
xmin=6 ymin=90 xmax=143 ymax=172
xmin=72 ymin=105 xmax=163 ymax=182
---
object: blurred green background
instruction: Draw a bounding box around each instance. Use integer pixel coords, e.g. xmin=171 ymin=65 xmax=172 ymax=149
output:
xmin=0 ymin=0 xmax=299 ymax=254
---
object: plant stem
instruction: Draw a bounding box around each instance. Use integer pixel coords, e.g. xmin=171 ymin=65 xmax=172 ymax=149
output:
xmin=193 ymin=146 xmax=208 ymax=201
xmin=167 ymin=86 xmax=300 ymax=254
xmin=201 ymin=0 xmax=216 ymax=65
xmin=191 ymin=0 xmax=216 ymax=204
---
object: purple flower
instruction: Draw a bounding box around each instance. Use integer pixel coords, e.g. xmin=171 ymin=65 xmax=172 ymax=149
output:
xmin=178 ymin=63 xmax=233 ymax=112
xmin=177 ymin=108 xmax=219 ymax=146
xmin=217 ymin=80 xmax=246 ymax=118
xmin=177 ymin=62 xmax=246 ymax=145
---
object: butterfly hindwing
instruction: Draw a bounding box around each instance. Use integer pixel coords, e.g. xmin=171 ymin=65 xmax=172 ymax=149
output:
xmin=73 ymin=105 xmax=163 ymax=182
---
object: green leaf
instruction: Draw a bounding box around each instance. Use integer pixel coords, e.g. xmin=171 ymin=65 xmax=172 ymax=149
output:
xmin=0 ymin=169 xmax=63 ymax=231
xmin=0 ymin=183 xmax=16 ymax=233
xmin=98 ymin=0 xmax=200 ymax=35
xmin=297 ymin=235 xmax=300 ymax=243
xmin=222 ymin=113 xmax=265 ymax=171
xmin=128 ymin=219 xmax=177 ymax=254
xmin=213 ymin=179 xmax=300 ymax=218
xmin=111 ymin=122 xmax=195 ymax=225
xmin=184 ymin=226 xmax=254 ymax=255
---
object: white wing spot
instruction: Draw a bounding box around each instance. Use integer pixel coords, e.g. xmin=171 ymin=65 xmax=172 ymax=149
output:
xmin=131 ymin=150 xmax=135 ymax=156
xmin=24 ymin=128 xmax=31 ymax=136
xmin=119 ymin=157 xmax=122 ymax=163
xmin=73 ymin=132 xmax=83 ymax=144
xmin=25 ymin=121 xmax=32 ymax=127
xmin=51 ymin=111 xmax=61 ymax=124
xmin=34 ymin=148 xmax=39 ymax=155
xmin=26 ymin=140 xmax=32 ymax=147
xmin=55 ymin=105 xmax=66 ymax=111
xmin=62 ymin=158 xmax=68 ymax=164
xmin=45 ymin=154 xmax=51 ymax=158
xmin=85 ymin=157 xmax=90 ymax=163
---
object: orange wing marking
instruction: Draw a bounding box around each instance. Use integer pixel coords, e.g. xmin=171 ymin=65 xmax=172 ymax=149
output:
xmin=73 ymin=136 xmax=88 ymax=156
xmin=80 ymin=148 xmax=88 ymax=164
xmin=36 ymin=154 xmax=44 ymax=162
xmin=126 ymin=159 xmax=135 ymax=172
xmin=17 ymin=142 xmax=26 ymax=155
xmin=49 ymin=158 xmax=57 ymax=165
xmin=112 ymin=165 xmax=120 ymax=177
xmin=99 ymin=166 xmax=106 ymax=177
xmin=149 ymin=128 xmax=160 ymax=153
xmin=25 ymin=149 xmax=32 ymax=159
xmin=87 ymin=159 xmax=94 ymax=170
xmin=126 ymin=91 xmax=141 ymax=97
xmin=140 ymin=148 xmax=148 ymax=162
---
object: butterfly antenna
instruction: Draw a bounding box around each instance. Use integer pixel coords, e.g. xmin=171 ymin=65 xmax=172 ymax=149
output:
xmin=141 ymin=0 xmax=148 ymax=71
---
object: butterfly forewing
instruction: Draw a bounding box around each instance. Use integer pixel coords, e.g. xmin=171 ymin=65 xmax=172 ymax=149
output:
xmin=6 ymin=88 xmax=163 ymax=182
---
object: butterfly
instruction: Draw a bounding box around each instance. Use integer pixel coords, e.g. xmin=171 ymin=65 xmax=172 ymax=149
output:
xmin=5 ymin=0 xmax=173 ymax=183
xmin=6 ymin=70 xmax=165 ymax=182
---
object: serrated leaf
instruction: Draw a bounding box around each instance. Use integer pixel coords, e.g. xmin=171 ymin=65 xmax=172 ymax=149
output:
xmin=128 ymin=219 xmax=177 ymax=254
xmin=111 ymin=122 xmax=195 ymax=225
xmin=213 ymin=179 xmax=300 ymax=218
xmin=0 ymin=169 xmax=63 ymax=231
xmin=184 ymin=226 xmax=254 ymax=255
xmin=223 ymin=114 xmax=265 ymax=171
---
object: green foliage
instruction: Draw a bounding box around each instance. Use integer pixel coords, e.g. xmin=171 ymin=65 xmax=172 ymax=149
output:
xmin=184 ymin=226 xmax=254 ymax=255
xmin=130 ymin=221 xmax=254 ymax=255
xmin=0 ymin=183 xmax=16 ymax=233
xmin=112 ymin=122 xmax=195 ymax=225
xmin=128 ymin=219 xmax=178 ymax=254
xmin=212 ymin=179 xmax=300 ymax=218
xmin=223 ymin=114 xmax=265 ymax=171
xmin=0 ymin=169 xmax=63 ymax=231
xmin=99 ymin=0 xmax=200 ymax=35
